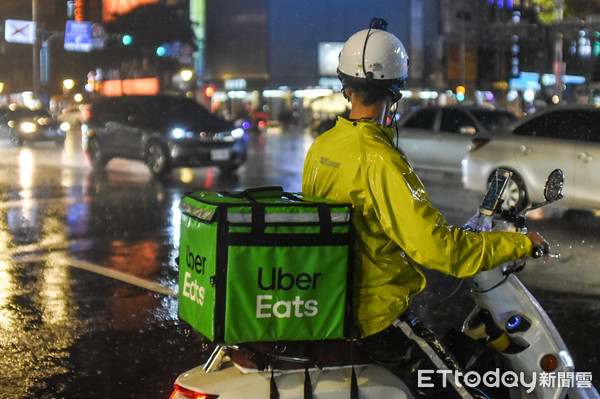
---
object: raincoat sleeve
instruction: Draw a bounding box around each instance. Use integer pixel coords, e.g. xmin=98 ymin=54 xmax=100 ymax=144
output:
xmin=367 ymin=148 xmax=532 ymax=277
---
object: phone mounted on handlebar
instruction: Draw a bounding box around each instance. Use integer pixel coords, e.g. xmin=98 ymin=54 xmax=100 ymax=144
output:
xmin=477 ymin=168 xmax=565 ymax=259
xmin=479 ymin=169 xmax=512 ymax=216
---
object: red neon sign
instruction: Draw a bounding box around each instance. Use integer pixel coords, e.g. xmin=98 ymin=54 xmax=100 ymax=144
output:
xmin=103 ymin=0 xmax=159 ymax=22
xmin=74 ymin=0 xmax=85 ymax=22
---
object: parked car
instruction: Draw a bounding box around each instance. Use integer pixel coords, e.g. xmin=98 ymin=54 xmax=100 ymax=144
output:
xmin=81 ymin=95 xmax=247 ymax=176
xmin=58 ymin=103 xmax=90 ymax=131
xmin=0 ymin=105 xmax=67 ymax=147
xmin=462 ymin=104 xmax=600 ymax=212
xmin=395 ymin=105 xmax=516 ymax=173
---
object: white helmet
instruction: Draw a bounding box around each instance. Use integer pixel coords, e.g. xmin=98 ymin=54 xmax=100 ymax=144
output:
xmin=337 ymin=18 xmax=409 ymax=102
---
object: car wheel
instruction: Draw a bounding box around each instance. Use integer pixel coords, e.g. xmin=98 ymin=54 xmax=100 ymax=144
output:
xmin=499 ymin=172 xmax=528 ymax=212
xmin=146 ymin=142 xmax=171 ymax=176
xmin=9 ymin=130 xmax=23 ymax=147
xmin=87 ymin=137 xmax=108 ymax=169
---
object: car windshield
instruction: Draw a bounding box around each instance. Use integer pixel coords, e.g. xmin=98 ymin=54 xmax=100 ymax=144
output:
xmin=143 ymin=97 xmax=232 ymax=130
xmin=469 ymin=110 xmax=516 ymax=129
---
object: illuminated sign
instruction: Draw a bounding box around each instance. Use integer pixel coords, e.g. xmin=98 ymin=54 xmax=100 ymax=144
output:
xmin=100 ymin=78 xmax=160 ymax=96
xmin=4 ymin=20 xmax=36 ymax=44
xmin=64 ymin=21 xmax=92 ymax=52
xmin=103 ymin=0 xmax=159 ymax=22
xmin=74 ymin=0 xmax=85 ymax=22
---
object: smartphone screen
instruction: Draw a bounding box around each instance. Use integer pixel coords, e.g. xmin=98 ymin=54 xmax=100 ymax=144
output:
xmin=480 ymin=169 xmax=511 ymax=215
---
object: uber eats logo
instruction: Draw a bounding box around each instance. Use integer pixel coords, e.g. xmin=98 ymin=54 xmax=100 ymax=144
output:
xmin=182 ymin=244 xmax=207 ymax=306
xmin=255 ymin=267 xmax=321 ymax=319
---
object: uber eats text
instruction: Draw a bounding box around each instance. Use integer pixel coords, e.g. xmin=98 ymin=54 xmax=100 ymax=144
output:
xmin=182 ymin=245 xmax=206 ymax=306
xmin=256 ymin=267 xmax=321 ymax=319
xmin=181 ymin=243 xmax=326 ymax=321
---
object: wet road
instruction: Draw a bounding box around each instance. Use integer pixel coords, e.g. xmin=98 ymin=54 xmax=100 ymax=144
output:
xmin=0 ymin=126 xmax=597 ymax=398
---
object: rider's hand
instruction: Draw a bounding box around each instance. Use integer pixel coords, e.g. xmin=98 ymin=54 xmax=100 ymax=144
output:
xmin=525 ymin=231 xmax=550 ymax=260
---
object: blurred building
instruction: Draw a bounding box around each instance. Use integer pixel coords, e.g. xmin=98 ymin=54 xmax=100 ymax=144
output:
xmin=0 ymin=0 xmax=195 ymax=107
xmin=201 ymin=0 xmax=600 ymax=116
xmin=1 ymin=0 xmax=599 ymax=112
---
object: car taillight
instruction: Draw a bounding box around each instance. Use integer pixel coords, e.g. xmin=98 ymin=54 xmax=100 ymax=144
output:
xmin=169 ymin=384 xmax=218 ymax=399
xmin=82 ymin=108 xmax=91 ymax=120
xmin=470 ymin=137 xmax=491 ymax=152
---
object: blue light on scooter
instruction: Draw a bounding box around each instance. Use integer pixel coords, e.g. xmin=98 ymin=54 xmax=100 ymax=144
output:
xmin=507 ymin=315 xmax=521 ymax=329
xmin=506 ymin=314 xmax=531 ymax=333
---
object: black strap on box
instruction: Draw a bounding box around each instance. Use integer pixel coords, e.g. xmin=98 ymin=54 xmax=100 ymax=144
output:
xmin=219 ymin=186 xmax=334 ymax=237
xmin=268 ymin=365 xmax=313 ymax=399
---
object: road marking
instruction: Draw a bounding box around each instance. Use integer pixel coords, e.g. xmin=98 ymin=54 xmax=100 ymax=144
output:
xmin=4 ymin=241 xmax=72 ymax=256
xmin=0 ymin=196 xmax=82 ymax=209
xmin=67 ymin=257 xmax=178 ymax=297
xmin=8 ymin=244 xmax=178 ymax=297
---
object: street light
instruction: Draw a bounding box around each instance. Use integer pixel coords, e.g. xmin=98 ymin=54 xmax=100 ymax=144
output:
xmin=63 ymin=79 xmax=75 ymax=91
xmin=63 ymin=79 xmax=75 ymax=108
xmin=179 ymin=68 xmax=194 ymax=82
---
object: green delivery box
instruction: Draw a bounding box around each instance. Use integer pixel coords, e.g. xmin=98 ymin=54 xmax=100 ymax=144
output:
xmin=178 ymin=187 xmax=353 ymax=344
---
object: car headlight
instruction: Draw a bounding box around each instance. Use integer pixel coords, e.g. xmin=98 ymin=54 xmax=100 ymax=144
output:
xmin=231 ymin=127 xmax=245 ymax=139
xmin=20 ymin=121 xmax=37 ymax=133
xmin=171 ymin=128 xmax=197 ymax=139
xmin=171 ymin=128 xmax=186 ymax=139
xmin=38 ymin=117 xmax=52 ymax=126
xmin=60 ymin=121 xmax=71 ymax=132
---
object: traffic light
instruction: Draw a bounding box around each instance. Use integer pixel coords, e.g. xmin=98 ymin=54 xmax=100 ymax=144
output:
xmin=204 ymin=85 xmax=215 ymax=98
xmin=156 ymin=44 xmax=170 ymax=57
xmin=456 ymin=85 xmax=466 ymax=102
xmin=121 ymin=34 xmax=133 ymax=46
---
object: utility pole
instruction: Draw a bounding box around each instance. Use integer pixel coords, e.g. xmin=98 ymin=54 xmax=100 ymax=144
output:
xmin=32 ymin=0 xmax=40 ymax=103
xmin=554 ymin=0 xmax=564 ymax=102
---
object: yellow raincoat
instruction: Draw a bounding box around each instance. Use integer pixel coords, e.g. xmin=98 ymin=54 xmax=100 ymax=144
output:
xmin=302 ymin=117 xmax=532 ymax=338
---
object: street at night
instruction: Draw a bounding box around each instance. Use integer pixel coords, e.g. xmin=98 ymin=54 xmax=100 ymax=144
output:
xmin=0 ymin=126 xmax=597 ymax=398
xmin=2 ymin=0 xmax=600 ymax=397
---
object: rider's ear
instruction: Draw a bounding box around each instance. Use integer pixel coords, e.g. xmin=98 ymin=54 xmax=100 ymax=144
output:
xmin=342 ymin=87 xmax=352 ymax=102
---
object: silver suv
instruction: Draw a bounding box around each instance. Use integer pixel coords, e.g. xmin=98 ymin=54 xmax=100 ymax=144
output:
xmin=82 ymin=95 xmax=247 ymax=176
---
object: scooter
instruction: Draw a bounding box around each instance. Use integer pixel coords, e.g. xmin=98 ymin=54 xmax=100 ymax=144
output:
xmin=170 ymin=169 xmax=599 ymax=399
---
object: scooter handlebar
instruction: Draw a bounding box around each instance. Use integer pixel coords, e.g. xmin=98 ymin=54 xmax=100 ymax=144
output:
xmin=532 ymin=247 xmax=561 ymax=259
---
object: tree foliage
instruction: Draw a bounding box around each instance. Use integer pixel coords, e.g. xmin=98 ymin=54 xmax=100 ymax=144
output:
xmin=534 ymin=0 xmax=600 ymax=24
xmin=533 ymin=0 xmax=557 ymax=24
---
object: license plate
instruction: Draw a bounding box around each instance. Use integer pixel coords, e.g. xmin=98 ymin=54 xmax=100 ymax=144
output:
xmin=211 ymin=149 xmax=230 ymax=161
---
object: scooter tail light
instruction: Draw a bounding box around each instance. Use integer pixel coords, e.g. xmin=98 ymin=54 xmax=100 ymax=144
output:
xmin=470 ymin=137 xmax=491 ymax=152
xmin=170 ymin=384 xmax=218 ymax=399
xmin=540 ymin=354 xmax=559 ymax=372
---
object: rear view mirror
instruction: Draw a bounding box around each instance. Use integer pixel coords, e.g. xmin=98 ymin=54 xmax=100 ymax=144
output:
xmin=544 ymin=169 xmax=564 ymax=203
xmin=522 ymin=169 xmax=564 ymax=216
